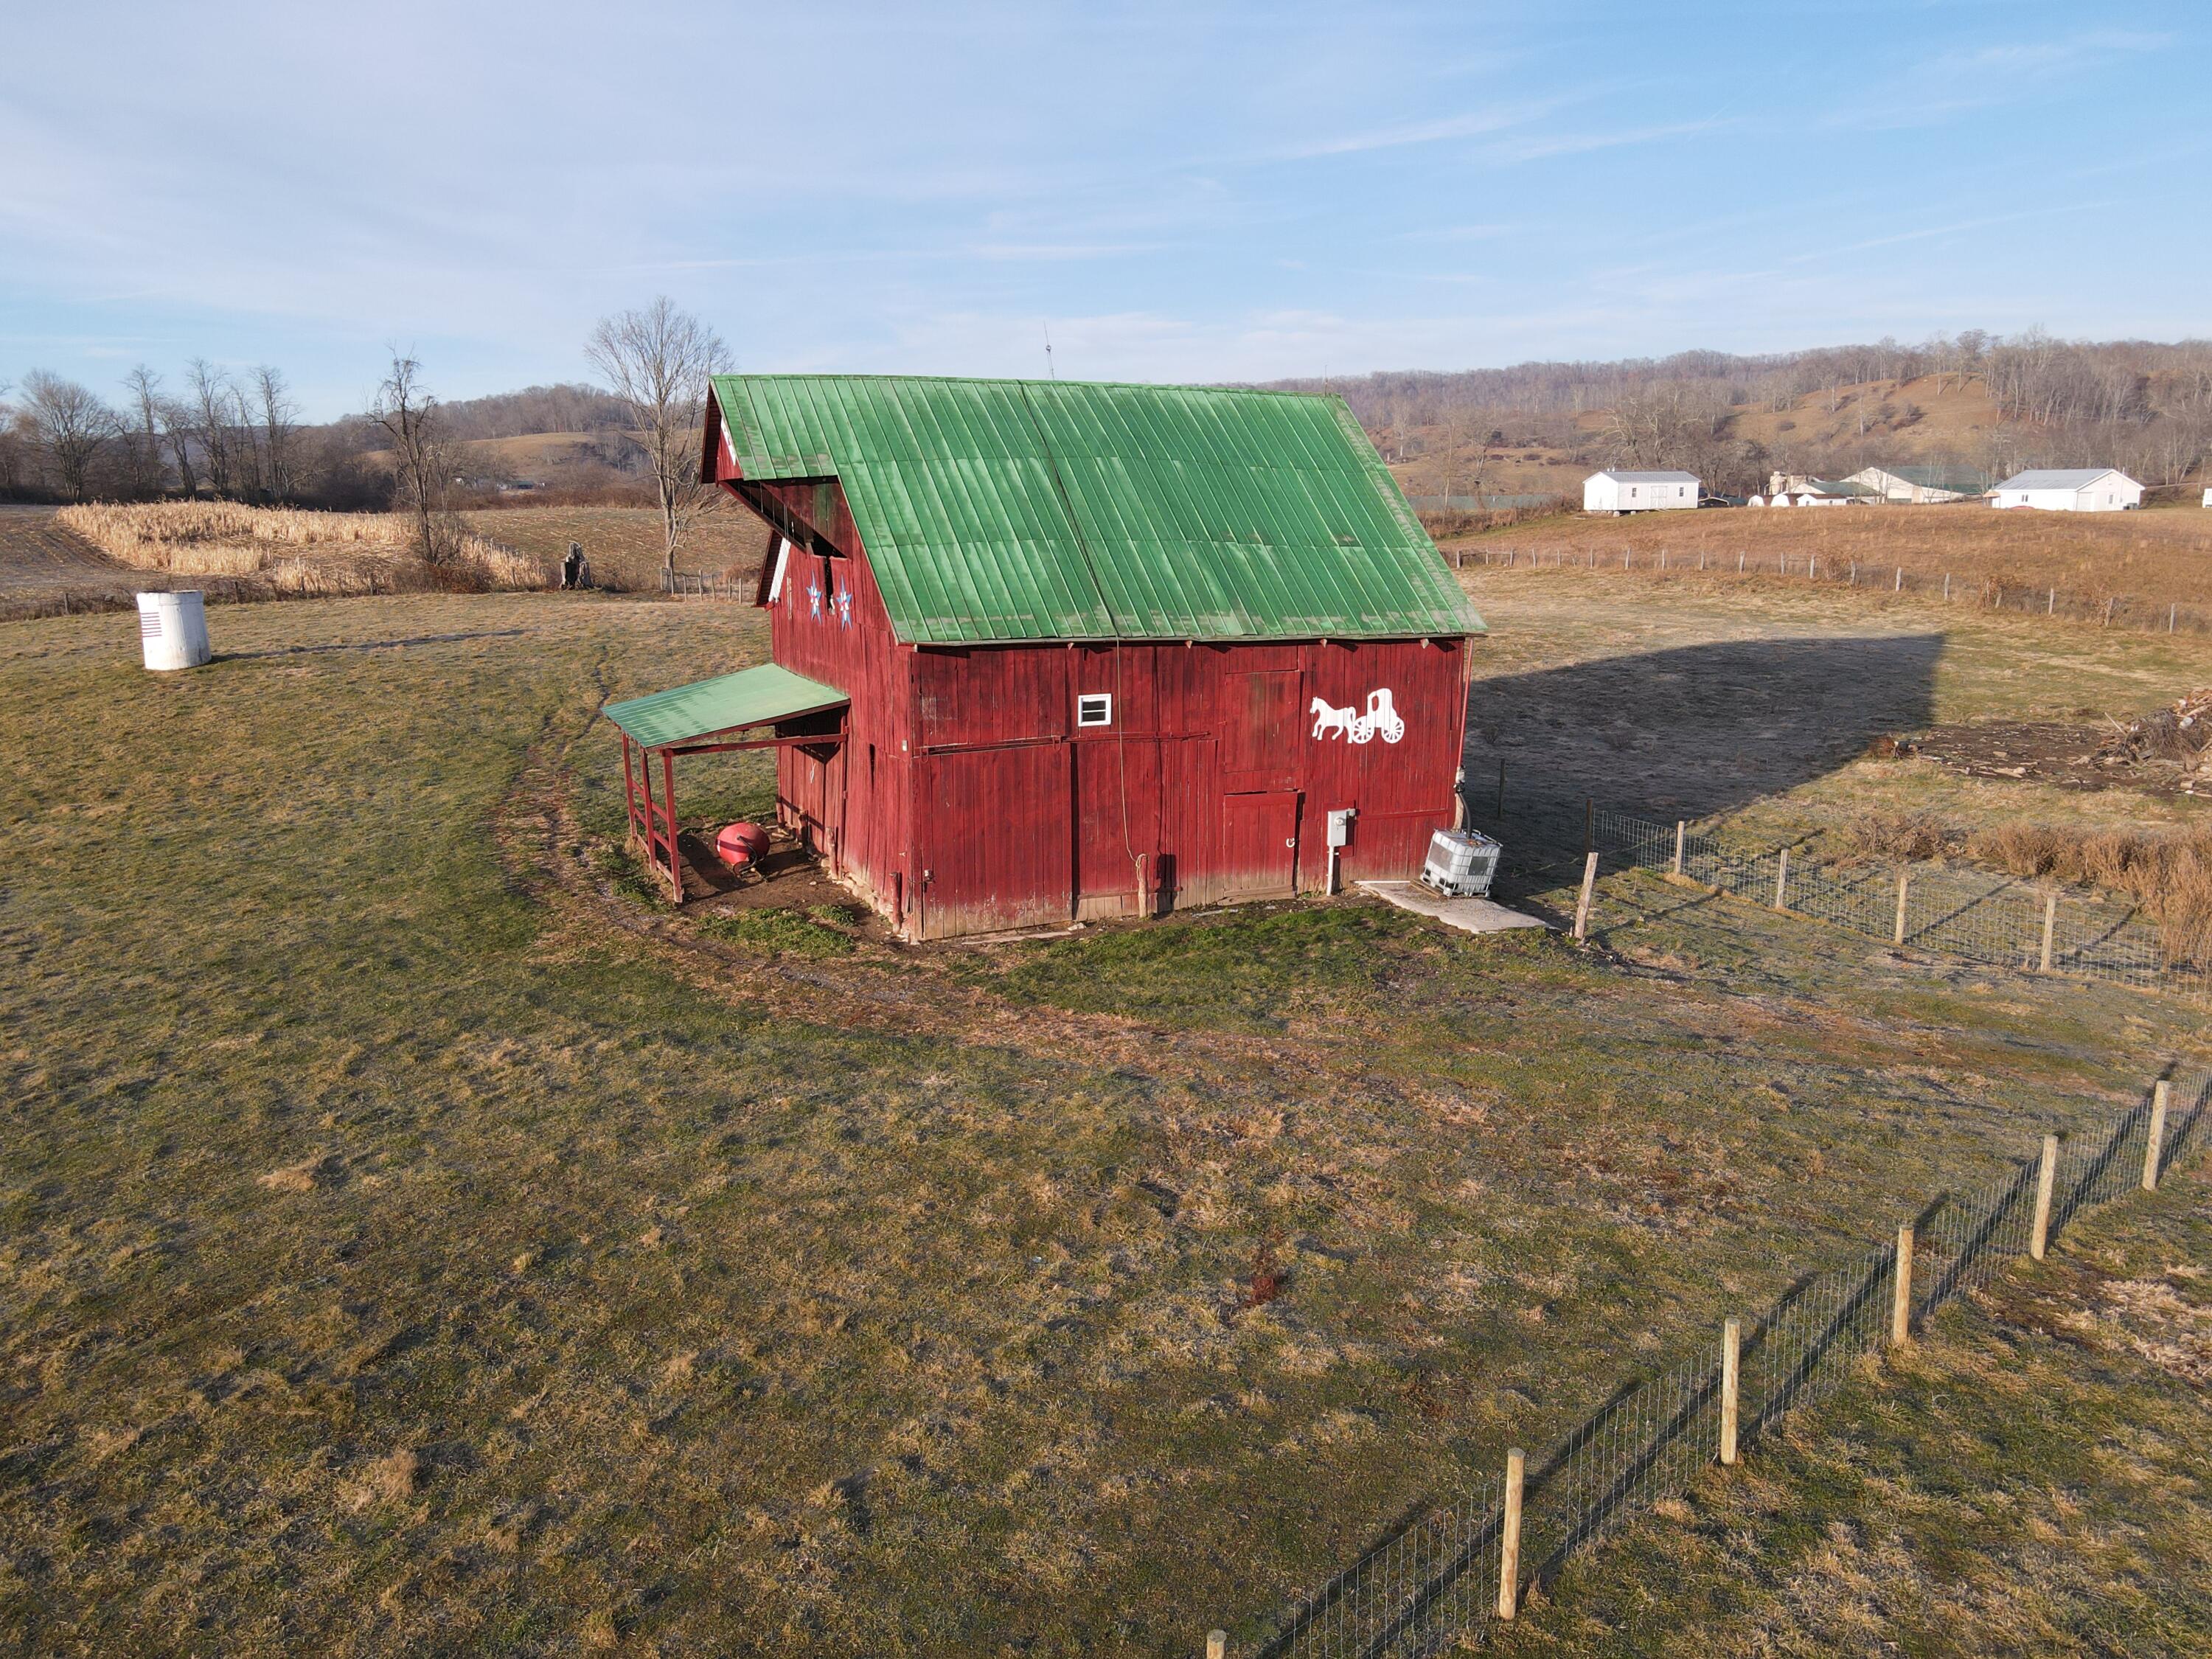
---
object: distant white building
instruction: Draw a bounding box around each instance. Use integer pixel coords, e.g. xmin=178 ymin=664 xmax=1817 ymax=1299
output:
xmin=1771 ymin=479 xmax=1879 ymax=508
xmin=2200 ymin=485 xmax=2211 ymax=508
xmin=1989 ymin=468 xmax=2142 ymax=512
xmin=1843 ymin=465 xmax=1989 ymax=504
xmin=1584 ymin=469 xmax=1699 ymax=514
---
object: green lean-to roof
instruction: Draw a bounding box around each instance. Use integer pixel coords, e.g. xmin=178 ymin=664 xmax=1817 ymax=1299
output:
xmin=603 ymin=664 xmax=847 ymax=749
xmin=710 ymin=374 xmax=1486 ymax=645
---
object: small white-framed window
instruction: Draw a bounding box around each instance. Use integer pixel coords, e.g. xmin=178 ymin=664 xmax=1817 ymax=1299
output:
xmin=1076 ymin=692 xmax=1113 ymax=728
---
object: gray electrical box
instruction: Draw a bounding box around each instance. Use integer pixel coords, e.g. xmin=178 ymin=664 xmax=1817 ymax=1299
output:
xmin=1326 ymin=807 xmax=1356 ymax=849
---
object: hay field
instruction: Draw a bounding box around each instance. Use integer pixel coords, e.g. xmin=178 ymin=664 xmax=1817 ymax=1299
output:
xmin=56 ymin=501 xmax=550 ymax=594
xmin=1450 ymin=501 xmax=2212 ymax=614
xmin=2 ymin=582 xmax=2209 ymax=1653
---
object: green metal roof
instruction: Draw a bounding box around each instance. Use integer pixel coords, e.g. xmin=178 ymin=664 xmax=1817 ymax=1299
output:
xmin=710 ymin=374 xmax=1486 ymax=644
xmin=603 ymin=663 xmax=847 ymax=749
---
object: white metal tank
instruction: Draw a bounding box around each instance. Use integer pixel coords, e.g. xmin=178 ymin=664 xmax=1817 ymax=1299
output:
xmin=136 ymin=590 xmax=211 ymax=672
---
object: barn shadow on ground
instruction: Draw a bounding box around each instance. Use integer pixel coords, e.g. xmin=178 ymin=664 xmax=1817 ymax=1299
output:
xmin=1460 ymin=632 xmax=1945 ymax=827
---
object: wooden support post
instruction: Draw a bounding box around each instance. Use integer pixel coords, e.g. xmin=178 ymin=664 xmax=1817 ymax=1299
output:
xmin=2143 ymin=1080 xmax=2170 ymax=1192
xmin=1573 ymin=852 xmax=1599 ymax=942
xmin=2048 ymin=586 xmax=2056 ymax=615
xmin=1497 ymin=1448 xmax=1526 ymax=1620
xmin=2030 ymin=1133 xmax=2059 ymax=1260
xmin=1773 ymin=846 xmax=1790 ymax=911
xmin=1891 ymin=1222 xmax=1914 ymax=1345
xmin=2039 ymin=892 xmax=2057 ymax=973
xmin=660 ymin=748 xmax=682 ymax=905
xmin=1809 ymin=555 xmax=1818 ymax=580
xmin=1672 ymin=820 xmax=1686 ymax=877
xmin=1893 ymin=869 xmax=1910 ymax=946
xmin=1895 ymin=566 xmax=1903 ymax=591
xmin=1944 ymin=571 xmax=1951 ymax=600
xmin=1738 ymin=551 xmax=1745 ymax=573
xmin=1719 ymin=1317 xmax=1742 ymax=1466
xmin=1206 ymin=1632 xmax=1227 ymax=1659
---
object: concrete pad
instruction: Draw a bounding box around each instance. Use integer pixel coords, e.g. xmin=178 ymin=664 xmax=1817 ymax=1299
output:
xmin=1358 ymin=880 xmax=1551 ymax=935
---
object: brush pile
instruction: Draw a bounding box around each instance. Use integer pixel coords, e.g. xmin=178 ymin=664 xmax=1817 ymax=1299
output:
xmin=2096 ymin=688 xmax=2212 ymax=790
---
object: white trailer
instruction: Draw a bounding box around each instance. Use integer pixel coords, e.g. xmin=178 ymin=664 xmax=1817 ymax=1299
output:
xmin=1989 ymin=468 xmax=2142 ymax=512
xmin=1584 ymin=469 xmax=1699 ymax=514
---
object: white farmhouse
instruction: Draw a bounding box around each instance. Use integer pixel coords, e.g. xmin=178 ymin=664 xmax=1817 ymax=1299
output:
xmin=1989 ymin=468 xmax=2142 ymax=512
xmin=1584 ymin=469 xmax=1699 ymax=514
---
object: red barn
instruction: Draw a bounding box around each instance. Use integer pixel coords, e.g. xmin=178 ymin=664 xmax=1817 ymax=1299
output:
xmin=605 ymin=375 xmax=1486 ymax=940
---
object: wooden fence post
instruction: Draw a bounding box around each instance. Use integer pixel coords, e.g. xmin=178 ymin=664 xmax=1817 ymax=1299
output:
xmin=2030 ymin=1133 xmax=2059 ymax=1260
xmin=1773 ymin=846 xmax=1790 ymax=911
xmin=2143 ymin=1080 xmax=2170 ymax=1192
xmin=1206 ymin=1632 xmax=1226 ymax=1659
xmin=1573 ymin=852 xmax=1599 ymax=942
xmin=1944 ymin=572 xmax=1951 ymax=600
xmin=1497 ymin=1448 xmax=1526 ymax=1620
xmin=1891 ymin=1222 xmax=1914 ymax=1345
xmin=1672 ymin=820 xmax=1686 ymax=877
xmin=1894 ymin=566 xmax=1902 ymax=591
xmin=2039 ymin=893 xmax=2057 ymax=973
xmin=1893 ymin=869 xmax=1910 ymax=946
xmin=1719 ymin=1317 xmax=1742 ymax=1466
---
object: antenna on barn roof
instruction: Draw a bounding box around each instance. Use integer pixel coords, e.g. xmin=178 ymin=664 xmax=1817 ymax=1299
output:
xmin=1043 ymin=322 xmax=1057 ymax=379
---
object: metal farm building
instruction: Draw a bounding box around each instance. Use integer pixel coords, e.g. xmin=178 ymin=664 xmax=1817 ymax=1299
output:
xmin=608 ymin=375 xmax=1486 ymax=941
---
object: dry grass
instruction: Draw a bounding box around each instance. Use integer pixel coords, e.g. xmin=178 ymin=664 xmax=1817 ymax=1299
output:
xmin=1452 ymin=502 xmax=2212 ymax=613
xmin=1834 ymin=808 xmax=2212 ymax=962
xmin=55 ymin=501 xmax=552 ymax=592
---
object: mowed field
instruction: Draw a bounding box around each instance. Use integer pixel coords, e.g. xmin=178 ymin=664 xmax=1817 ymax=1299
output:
xmin=2 ymin=574 xmax=2210 ymax=1654
xmin=1447 ymin=501 xmax=2212 ymax=616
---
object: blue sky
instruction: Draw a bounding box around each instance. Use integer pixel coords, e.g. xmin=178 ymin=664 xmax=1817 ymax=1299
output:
xmin=4 ymin=1 xmax=2207 ymax=420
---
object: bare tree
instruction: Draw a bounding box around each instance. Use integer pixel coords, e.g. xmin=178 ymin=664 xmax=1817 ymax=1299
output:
xmin=186 ymin=359 xmax=236 ymax=497
xmin=20 ymin=371 xmax=120 ymax=501
xmin=0 ymin=380 xmax=22 ymax=495
xmin=121 ymin=366 xmax=170 ymax=498
xmin=156 ymin=396 xmax=200 ymax=497
xmin=372 ymin=349 xmax=465 ymax=564
xmin=586 ymin=297 xmax=731 ymax=573
xmin=254 ymin=366 xmax=298 ymax=500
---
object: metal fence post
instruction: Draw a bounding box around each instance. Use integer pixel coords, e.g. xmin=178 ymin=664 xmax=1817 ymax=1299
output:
xmin=1891 ymin=1223 xmax=1914 ymax=1345
xmin=1773 ymin=846 xmax=1790 ymax=911
xmin=1497 ymin=1448 xmax=1526 ymax=1620
xmin=1719 ymin=1317 xmax=1742 ymax=1465
xmin=1672 ymin=820 xmax=1686 ymax=877
xmin=2030 ymin=1134 xmax=2059 ymax=1260
xmin=2143 ymin=1080 xmax=2170 ymax=1191
xmin=1893 ymin=869 xmax=1910 ymax=946
xmin=1573 ymin=852 xmax=1599 ymax=942
xmin=2039 ymin=893 xmax=2057 ymax=973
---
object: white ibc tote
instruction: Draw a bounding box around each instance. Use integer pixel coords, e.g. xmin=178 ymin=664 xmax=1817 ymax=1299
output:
xmin=136 ymin=590 xmax=211 ymax=671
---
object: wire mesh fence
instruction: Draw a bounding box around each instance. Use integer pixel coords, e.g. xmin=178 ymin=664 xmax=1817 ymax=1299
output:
xmin=1448 ymin=543 xmax=2212 ymax=638
xmin=1464 ymin=790 xmax=2201 ymax=998
xmin=1259 ymin=1062 xmax=2211 ymax=1658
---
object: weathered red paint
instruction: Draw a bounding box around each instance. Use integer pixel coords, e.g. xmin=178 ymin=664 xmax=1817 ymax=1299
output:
xmin=714 ymin=466 xmax=1470 ymax=940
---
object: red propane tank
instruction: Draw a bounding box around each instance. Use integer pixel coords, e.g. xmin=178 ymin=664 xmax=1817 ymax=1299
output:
xmin=714 ymin=821 xmax=771 ymax=871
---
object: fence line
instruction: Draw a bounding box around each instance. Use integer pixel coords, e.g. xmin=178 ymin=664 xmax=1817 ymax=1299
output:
xmin=1467 ymin=790 xmax=2199 ymax=999
xmin=1257 ymin=1063 xmax=2211 ymax=1658
xmin=1447 ymin=543 xmax=2212 ymax=638
xmin=661 ymin=568 xmax=749 ymax=599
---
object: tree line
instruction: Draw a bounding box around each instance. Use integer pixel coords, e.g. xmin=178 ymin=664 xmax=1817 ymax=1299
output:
xmin=1267 ymin=330 xmax=2212 ymax=495
xmin=1 ymin=299 xmax=730 ymax=571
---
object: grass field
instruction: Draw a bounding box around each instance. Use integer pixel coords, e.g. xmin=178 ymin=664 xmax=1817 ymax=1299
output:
xmin=1450 ymin=501 xmax=2212 ymax=617
xmin=2 ymin=575 xmax=2208 ymax=1654
xmin=475 ymin=502 xmax=770 ymax=593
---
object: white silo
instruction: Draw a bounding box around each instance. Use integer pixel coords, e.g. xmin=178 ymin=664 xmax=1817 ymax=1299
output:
xmin=136 ymin=591 xmax=211 ymax=672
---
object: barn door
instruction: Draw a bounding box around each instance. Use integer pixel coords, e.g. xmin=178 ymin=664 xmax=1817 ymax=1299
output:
xmin=917 ymin=745 xmax=1072 ymax=939
xmin=1220 ymin=790 xmax=1299 ymax=900
xmin=1219 ymin=668 xmax=1302 ymax=793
